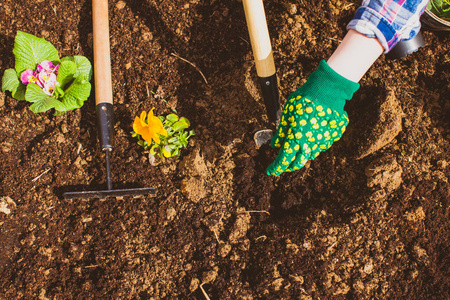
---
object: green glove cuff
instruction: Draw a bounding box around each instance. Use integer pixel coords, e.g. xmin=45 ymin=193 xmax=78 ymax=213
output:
xmin=293 ymin=60 xmax=360 ymax=112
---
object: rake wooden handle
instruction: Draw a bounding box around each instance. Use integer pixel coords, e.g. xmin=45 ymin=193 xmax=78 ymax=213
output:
xmin=92 ymin=0 xmax=114 ymax=152
xmin=92 ymin=0 xmax=113 ymax=105
xmin=242 ymin=0 xmax=276 ymax=78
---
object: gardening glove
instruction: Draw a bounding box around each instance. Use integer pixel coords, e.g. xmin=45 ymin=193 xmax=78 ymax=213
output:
xmin=266 ymin=60 xmax=360 ymax=176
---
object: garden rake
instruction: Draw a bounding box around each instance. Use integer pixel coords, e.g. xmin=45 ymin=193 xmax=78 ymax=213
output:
xmin=64 ymin=0 xmax=156 ymax=200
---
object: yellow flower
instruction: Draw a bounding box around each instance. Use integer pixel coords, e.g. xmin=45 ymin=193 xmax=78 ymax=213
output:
xmin=133 ymin=108 xmax=167 ymax=144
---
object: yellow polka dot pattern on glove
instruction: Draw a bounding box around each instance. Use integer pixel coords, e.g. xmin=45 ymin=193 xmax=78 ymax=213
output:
xmin=267 ymin=93 xmax=349 ymax=176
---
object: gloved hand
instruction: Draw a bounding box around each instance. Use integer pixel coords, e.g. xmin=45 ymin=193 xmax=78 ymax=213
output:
xmin=266 ymin=60 xmax=360 ymax=176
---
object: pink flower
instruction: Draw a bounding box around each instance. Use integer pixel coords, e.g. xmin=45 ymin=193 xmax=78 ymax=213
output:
xmin=43 ymin=82 xmax=55 ymax=96
xmin=38 ymin=71 xmax=57 ymax=87
xmin=37 ymin=60 xmax=58 ymax=74
xmin=20 ymin=69 xmax=42 ymax=87
xmin=20 ymin=61 xmax=60 ymax=97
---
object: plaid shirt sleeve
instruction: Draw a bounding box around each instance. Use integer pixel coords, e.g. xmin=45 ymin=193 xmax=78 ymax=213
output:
xmin=347 ymin=0 xmax=429 ymax=53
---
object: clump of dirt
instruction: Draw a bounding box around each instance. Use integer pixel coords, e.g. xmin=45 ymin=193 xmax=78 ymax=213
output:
xmin=348 ymin=89 xmax=404 ymax=159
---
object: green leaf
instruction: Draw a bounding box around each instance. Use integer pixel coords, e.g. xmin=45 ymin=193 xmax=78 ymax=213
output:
xmin=2 ymin=68 xmax=19 ymax=93
xmin=61 ymin=55 xmax=93 ymax=81
xmin=56 ymin=60 xmax=77 ymax=89
xmin=172 ymin=148 xmax=181 ymax=157
xmin=428 ymin=0 xmax=450 ymax=19
xmin=26 ymin=83 xmax=65 ymax=113
xmin=172 ymin=119 xmax=189 ymax=132
xmin=150 ymin=145 xmax=159 ymax=155
xmin=54 ymin=85 xmax=65 ymax=98
xmin=73 ymin=56 xmax=93 ymax=81
xmin=60 ymin=76 xmax=91 ymax=112
xmin=168 ymin=137 xmax=178 ymax=144
xmin=13 ymin=31 xmax=60 ymax=75
xmin=166 ymin=114 xmax=179 ymax=123
xmin=13 ymin=84 xmax=27 ymax=101
xmin=180 ymin=117 xmax=190 ymax=127
xmin=2 ymin=68 xmax=27 ymax=100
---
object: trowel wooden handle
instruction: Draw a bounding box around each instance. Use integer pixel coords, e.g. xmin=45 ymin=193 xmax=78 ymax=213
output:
xmin=242 ymin=0 xmax=280 ymax=122
xmin=92 ymin=0 xmax=113 ymax=105
xmin=242 ymin=0 xmax=276 ymax=77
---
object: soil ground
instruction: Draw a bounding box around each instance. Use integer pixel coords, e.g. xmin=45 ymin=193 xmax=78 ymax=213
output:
xmin=1 ymin=0 xmax=449 ymax=299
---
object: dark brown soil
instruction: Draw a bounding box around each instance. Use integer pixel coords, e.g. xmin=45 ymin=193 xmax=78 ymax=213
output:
xmin=1 ymin=0 xmax=449 ymax=299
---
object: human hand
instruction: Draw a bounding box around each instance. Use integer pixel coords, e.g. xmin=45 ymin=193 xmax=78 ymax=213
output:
xmin=266 ymin=60 xmax=360 ymax=176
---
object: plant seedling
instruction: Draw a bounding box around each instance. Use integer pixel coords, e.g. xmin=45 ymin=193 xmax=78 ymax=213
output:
xmin=428 ymin=0 xmax=450 ymax=21
xmin=1 ymin=31 xmax=92 ymax=115
xmin=131 ymin=108 xmax=194 ymax=165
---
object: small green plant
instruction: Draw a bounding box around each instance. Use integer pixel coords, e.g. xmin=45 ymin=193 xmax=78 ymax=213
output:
xmin=131 ymin=108 xmax=194 ymax=164
xmin=1 ymin=31 xmax=92 ymax=115
xmin=428 ymin=0 xmax=450 ymax=21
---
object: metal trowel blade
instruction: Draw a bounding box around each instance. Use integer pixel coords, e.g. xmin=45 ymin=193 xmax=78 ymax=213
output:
xmin=254 ymin=129 xmax=274 ymax=149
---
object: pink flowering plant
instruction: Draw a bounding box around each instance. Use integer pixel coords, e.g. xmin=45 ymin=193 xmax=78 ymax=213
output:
xmin=2 ymin=31 xmax=92 ymax=115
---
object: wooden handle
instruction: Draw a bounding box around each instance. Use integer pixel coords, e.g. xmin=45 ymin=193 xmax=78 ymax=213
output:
xmin=242 ymin=0 xmax=276 ymax=77
xmin=92 ymin=0 xmax=113 ymax=105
